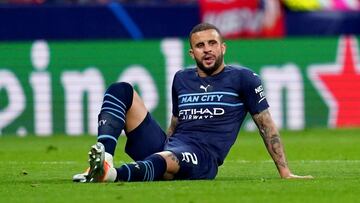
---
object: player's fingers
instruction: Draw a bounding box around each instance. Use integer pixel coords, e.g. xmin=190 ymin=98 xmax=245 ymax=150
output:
xmin=297 ymin=175 xmax=314 ymax=179
xmin=286 ymin=174 xmax=314 ymax=179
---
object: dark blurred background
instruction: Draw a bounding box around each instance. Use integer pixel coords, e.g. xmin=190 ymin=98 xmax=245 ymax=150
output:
xmin=1 ymin=0 xmax=359 ymax=40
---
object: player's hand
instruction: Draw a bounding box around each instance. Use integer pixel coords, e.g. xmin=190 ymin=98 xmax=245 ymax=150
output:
xmin=282 ymin=173 xmax=314 ymax=179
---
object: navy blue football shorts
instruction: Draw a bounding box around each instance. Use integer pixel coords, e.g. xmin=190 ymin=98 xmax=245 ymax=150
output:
xmin=125 ymin=112 xmax=218 ymax=180
xmin=164 ymin=136 xmax=218 ymax=180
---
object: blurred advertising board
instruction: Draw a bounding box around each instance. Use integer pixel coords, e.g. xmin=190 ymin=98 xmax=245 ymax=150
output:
xmin=199 ymin=0 xmax=284 ymax=38
xmin=282 ymin=0 xmax=360 ymax=11
xmin=1 ymin=37 xmax=360 ymax=136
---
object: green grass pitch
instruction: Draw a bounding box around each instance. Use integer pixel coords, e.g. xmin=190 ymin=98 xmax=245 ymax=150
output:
xmin=1 ymin=128 xmax=359 ymax=203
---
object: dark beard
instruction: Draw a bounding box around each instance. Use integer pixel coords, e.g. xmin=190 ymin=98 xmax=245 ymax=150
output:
xmin=195 ymin=53 xmax=224 ymax=76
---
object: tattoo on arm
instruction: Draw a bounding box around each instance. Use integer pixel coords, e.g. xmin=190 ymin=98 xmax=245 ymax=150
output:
xmin=269 ymin=136 xmax=287 ymax=168
xmin=166 ymin=116 xmax=178 ymax=137
xmin=252 ymin=110 xmax=288 ymax=169
xmin=166 ymin=153 xmax=179 ymax=164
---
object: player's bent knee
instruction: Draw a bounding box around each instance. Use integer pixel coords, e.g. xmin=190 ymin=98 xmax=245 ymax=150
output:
xmin=107 ymin=82 xmax=132 ymax=93
xmin=105 ymin=82 xmax=134 ymax=110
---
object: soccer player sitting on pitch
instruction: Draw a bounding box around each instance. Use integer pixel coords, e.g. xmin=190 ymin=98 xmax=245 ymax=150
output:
xmin=73 ymin=23 xmax=313 ymax=182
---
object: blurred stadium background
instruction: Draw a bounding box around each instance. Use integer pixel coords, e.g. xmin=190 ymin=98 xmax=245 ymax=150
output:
xmin=1 ymin=0 xmax=360 ymax=136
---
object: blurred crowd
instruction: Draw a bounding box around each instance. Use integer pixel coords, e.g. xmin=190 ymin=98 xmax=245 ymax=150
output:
xmin=0 ymin=0 xmax=359 ymax=11
xmin=0 ymin=0 xmax=197 ymax=5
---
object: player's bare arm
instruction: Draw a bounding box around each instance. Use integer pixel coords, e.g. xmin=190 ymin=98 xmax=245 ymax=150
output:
xmin=252 ymin=109 xmax=313 ymax=179
xmin=166 ymin=116 xmax=178 ymax=137
xmin=157 ymin=115 xmax=181 ymax=180
xmin=252 ymin=109 xmax=289 ymax=176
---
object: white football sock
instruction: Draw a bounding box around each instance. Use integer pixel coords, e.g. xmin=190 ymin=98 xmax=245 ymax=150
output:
xmin=105 ymin=167 xmax=117 ymax=182
xmin=104 ymin=152 xmax=114 ymax=167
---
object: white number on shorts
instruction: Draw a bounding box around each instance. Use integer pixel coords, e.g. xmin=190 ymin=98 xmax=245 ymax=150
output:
xmin=181 ymin=152 xmax=198 ymax=165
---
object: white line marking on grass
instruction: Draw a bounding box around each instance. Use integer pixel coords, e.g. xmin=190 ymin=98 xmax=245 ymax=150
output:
xmin=225 ymin=160 xmax=360 ymax=164
xmin=4 ymin=160 xmax=360 ymax=165
xmin=295 ymin=160 xmax=360 ymax=163
xmin=3 ymin=161 xmax=78 ymax=165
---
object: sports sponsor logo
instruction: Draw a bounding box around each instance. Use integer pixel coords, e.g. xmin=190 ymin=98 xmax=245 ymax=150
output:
xmin=179 ymin=107 xmax=225 ymax=120
xmin=200 ymin=84 xmax=212 ymax=92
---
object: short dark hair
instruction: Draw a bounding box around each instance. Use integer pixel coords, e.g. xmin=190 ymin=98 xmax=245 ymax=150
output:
xmin=189 ymin=23 xmax=223 ymax=44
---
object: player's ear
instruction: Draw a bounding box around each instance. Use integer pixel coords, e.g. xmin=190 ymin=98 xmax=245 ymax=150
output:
xmin=189 ymin=49 xmax=195 ymax=59
xmin=222 ymin=42 xmax=226 ymax=55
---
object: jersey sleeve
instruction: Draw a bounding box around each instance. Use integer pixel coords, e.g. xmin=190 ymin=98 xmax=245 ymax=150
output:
xmin=171 ymin=73 xmax=179 ymax=117
xmin=241 ymin=69 xmax=269 ymax=115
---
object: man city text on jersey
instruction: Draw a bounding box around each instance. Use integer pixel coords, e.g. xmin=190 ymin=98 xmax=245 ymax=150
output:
xmin=178 ymin=91 xmax=242 ymax=120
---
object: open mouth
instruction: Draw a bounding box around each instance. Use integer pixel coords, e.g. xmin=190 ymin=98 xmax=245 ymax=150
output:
xmin=203 ymin=55 xmax=215 ymax=65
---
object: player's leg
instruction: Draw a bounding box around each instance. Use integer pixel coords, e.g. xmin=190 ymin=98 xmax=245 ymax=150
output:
xmin=85 ymin=111 xmax=176 ymax=182
xmin=96 ymin=82 xmax=147 ymax=163
xmin=83 ymin=83 xmax=170 ymax=182
xmin=73 ymin=82 xmax=150 ymax=182
xmin=84 ymin=136 xmax=218 ymax=182
xmin=84 ymin=134 xmax=217 ymax=182
xmin=113 ymin=151 xmax=179 ymax=182
xmin=110 ymin=138 xmax=217 ymax=182
xmin=85 ymin=119 xmax=171 ymax=182
xmin=106 ymin=112 xmax=173 ymax=182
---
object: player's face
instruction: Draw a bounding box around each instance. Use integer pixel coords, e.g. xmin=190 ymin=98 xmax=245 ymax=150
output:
xmin=189 ymin=29 xmax=226 ymax=77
